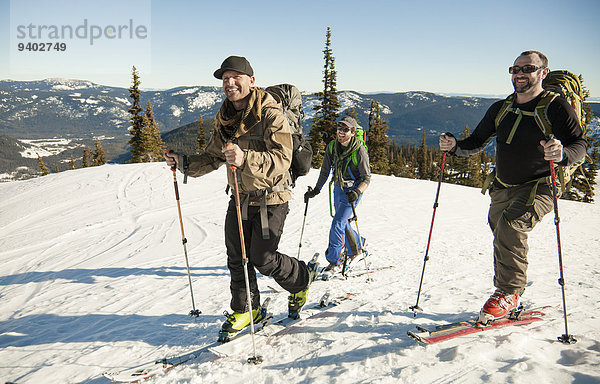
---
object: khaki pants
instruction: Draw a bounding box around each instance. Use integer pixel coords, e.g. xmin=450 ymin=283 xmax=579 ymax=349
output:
xmin=487 ymin=182 xmax=554 ymax=295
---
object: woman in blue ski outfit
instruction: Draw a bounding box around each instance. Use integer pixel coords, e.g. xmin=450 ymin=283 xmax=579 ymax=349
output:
xmin=304 ymin=116 xmax=371 ymax=272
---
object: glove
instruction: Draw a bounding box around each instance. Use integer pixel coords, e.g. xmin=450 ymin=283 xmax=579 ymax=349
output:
xmin=346 ymin=189 xmax=362 ymax=203
xmin=304 ymin=187 xmax=320 ymax=203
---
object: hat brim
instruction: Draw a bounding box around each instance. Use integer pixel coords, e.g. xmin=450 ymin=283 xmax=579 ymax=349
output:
xmin=213 ymin=68 xmax=252 ymax=80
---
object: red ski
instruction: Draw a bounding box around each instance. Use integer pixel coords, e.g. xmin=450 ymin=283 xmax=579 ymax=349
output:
xmin=407 ymin=306 xmax=550 ymax=344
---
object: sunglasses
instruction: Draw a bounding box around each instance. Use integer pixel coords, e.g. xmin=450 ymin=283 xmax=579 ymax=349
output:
xmin=508 ymin=65 xmax=545 ymax=74
xmin=337 ymin=126 xmax=350 ymax=133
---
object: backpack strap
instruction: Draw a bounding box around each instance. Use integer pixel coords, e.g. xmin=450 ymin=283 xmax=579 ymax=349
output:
xmin=239 ymin=185 xmax=289 ymax=240
xmin=494 ymin=91 xmax=559 ymax=144
xmin=495 ymin=93 xmax=524 ymax=144
xmin=533 ymin=91 xmax=559 ymax=137
xmin=494 ymin=94 xmax=516 ymax=129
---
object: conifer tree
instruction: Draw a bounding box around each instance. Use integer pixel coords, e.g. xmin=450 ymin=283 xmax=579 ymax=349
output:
xmin=82 ymin=149 xmax=89 ymax=168
xmin=142 ymin=101 xmax=166 ymax=161
xmin=479 ymin=151 xmax=492 ymax=186
xmin=446 ymin=126 xmax=472 ymax=185
xmin=196 ymin=114 xmax=206 ymax=153
xmin=344 ymin=107 xmax=358 ymax=120
xmin=417 ymin=131 xmax=431 ymax=179
xmin=562 ymin=76 xmax=597 ymax=202
xmin=467 ymin=149 xmax=483 ymax=187
xmin=583 ymin=143 xmax=598 ymax=203
xmin=36 ymin=152 xmax=49 ymax=176
xmin=309 ymin=26 xmax=341 ymax=167
xmin=367 ymin=100 xmax=391 ymax=175
xmin=128 ymin=66 xmax=145 ymax=163
xmin=91 ymin=138 xmax=107 ymax=166
xmin=69 ymin=155 xmax=75 ymax=170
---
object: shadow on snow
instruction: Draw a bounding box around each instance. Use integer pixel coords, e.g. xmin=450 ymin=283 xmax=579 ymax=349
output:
xmin=0 ymin=312 xmax=223 ymax=348
xmin=0 ymin=266 xmax=228 ymax=285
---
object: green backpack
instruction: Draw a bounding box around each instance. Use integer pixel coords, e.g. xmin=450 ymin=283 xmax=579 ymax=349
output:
xmin=488 ymin=70 xmax=588 ymax=198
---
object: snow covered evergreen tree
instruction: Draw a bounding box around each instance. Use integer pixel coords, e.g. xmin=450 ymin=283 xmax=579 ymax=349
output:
xmin=36 ymin=152 xmax=49 ymax=175
xmin=367 ymin=101 xmax=391 ymax=175
xmin=128 ymin=66 xmax=145 ymax=163
xmin=309 ymin=27 xmax=341 ymax=167
xmin=82 ymin=149 xmax=89 ymax=168
xmin=142 ymin=101 xmax=166 ymax=162
xmin=91 ymin=138 xmax=107 ymax=166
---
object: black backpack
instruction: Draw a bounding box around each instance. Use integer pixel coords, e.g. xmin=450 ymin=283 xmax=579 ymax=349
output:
xmin=265 ymin=84 xmax=313 ymax=186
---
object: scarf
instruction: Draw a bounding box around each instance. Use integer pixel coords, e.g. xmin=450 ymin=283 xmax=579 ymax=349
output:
xmin=333 ymin=136 xmax=362 ymax=186
xmin=215 ymin=87 xmax=265 ymax=141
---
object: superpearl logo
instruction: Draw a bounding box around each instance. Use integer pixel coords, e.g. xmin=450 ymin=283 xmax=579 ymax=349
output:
xmin=10 ymin=0 xmax=151 ymax=75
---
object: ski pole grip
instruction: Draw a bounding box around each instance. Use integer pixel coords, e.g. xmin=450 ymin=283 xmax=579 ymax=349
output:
xmin=225 ymin=142 xmax=237 ymax=171
xmin=165 ymin=150 xmax=178 ymax=172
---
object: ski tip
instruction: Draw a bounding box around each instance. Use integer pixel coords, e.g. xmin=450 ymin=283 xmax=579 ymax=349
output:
xmin=406 ymin=330 xmax=425 ymax=344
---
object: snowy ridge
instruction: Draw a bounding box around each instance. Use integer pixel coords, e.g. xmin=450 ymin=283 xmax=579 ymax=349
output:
xmin=18 ymin=138 xmax=78 ymax=158
xmin=0 ymin=164 xmax=598 ymax=383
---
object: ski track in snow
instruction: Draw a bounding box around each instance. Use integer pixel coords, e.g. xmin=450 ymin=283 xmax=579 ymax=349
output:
xmin=0 ymin=163 xmax=599 ymax=384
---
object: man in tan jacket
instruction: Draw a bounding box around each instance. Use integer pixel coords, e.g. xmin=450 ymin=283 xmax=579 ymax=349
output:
xmin=165 ymin=56 xmax=317 ymax=340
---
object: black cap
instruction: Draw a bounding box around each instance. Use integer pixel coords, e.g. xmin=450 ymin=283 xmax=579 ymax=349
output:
xmin=213 ymin=56 xmax=254 ymax=79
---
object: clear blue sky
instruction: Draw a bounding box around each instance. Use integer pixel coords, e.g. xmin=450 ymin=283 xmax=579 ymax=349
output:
xmin=1 ymin=0 xmax=599 ymax=97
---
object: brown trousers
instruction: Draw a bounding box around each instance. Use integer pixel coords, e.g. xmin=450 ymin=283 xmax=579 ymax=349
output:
xmin=487 ymin=182 xmax=554 ymax=295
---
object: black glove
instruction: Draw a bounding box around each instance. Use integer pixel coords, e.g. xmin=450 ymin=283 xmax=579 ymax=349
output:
xmin=304 ymin=187 xmax=320 ymax=203
xmin=346 ymin=189 xmax=362 ymax=203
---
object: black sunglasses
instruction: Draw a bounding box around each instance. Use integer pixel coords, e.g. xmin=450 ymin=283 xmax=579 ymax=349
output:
xmin=508 ymin=65 xmax=545 ymax=74
xmin=337 ymin=126 xmax=350 ymax=133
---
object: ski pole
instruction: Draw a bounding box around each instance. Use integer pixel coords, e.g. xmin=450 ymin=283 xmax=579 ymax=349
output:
xmin=297 ymin=187 xmax=311 ymax=260
xmin=169 ymin=163 xmax=201 ymax=318
xmin=548 ymin=158 xmax=577 ymax=344
xmin=410 ymin=152 xmax=447 ymax=317
xmin=227 ymin=144 xmax=263 ymax=364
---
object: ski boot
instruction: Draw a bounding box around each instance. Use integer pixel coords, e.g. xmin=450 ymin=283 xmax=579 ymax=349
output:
xmin=218 ymin=298 xmax=270 ymax=343
xmin=476 ymin=289 xmax=520 ymax=325
xmin=288 ymin=258 xmax=319 ymax=319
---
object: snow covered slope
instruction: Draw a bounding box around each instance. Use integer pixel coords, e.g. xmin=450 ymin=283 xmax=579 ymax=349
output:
xmin=0 ymin=163 xmax=599 ymax=383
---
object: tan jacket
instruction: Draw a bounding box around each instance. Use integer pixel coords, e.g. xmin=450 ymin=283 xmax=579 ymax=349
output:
xmin=185 ymin=88 xmax=293 ymax=205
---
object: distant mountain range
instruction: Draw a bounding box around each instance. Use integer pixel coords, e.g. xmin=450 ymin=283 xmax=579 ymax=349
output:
xmin=0 ymin=78 xmax=502 ymax=140
xmin=1 ymin=78 xmax=598 ymax=182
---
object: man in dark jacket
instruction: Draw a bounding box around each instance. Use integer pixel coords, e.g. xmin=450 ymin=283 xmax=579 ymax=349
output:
xmin=439 ymin=51 xmax=586 ymax=323
xmin=165 ymin=56 xmax=317 ymax=339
